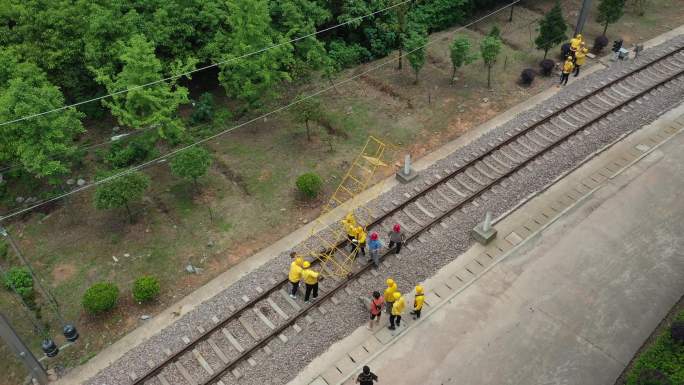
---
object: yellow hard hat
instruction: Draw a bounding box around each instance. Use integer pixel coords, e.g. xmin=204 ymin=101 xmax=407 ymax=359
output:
xmin=386 ymin=278 xmax=394 ymax=286
xmin=577 ymin=33 xmax=582 ymax=39
xmin=415 ymin=285 xmax=424 ymax=294
xmin=393 ymin=292 xmax=401 ymax=300
xmin=295 ymin=257 xmax=304 ymax=266
xmin=303 ymin=261 xmax=311 ymax=268
xmin=567 ymin=56 xmax=573 ymax=60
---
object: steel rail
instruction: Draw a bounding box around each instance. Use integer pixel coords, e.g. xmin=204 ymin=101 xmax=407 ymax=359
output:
xmin=198 ymin=67 xmax=684 ymax=385
xmin=135 ymin=47 xmax=684 ymax=385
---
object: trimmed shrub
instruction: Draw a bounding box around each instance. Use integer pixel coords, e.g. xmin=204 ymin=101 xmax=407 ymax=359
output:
xmin=594 ymin=35 xmax=609 ymax=53
xmin=2 ymin=267 xmax=33 ymax=299
xmin=671 ymin=319 xmax=684 ymax=344
xmin=540 ymin=59 xmax=555 ymax=76
xmin=82 ymin=282 xmax=119 ymax=315
xmin=132 ymin=276 xmax=160 ymax=303
xmin=520 ymin=69 xmax=536 ymax=86
xmin=296 ymin=172 xmax=323 ymax=199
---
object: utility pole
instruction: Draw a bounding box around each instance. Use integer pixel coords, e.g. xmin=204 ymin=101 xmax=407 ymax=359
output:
xmin=0 ymin=313 xmax=49 ymax=385
xmin=575 ymin=0 xmax=592 ymax=35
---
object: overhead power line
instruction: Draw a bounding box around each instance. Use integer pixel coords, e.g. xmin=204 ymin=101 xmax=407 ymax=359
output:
xmin=0 ymin=0 xmax=413 ymax=128
xmin=0 ymin=0 xmax=521 ymax=223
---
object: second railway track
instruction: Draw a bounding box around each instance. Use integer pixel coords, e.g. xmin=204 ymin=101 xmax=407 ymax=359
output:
xmin=133 ymin=46 xmax=684 ymax=385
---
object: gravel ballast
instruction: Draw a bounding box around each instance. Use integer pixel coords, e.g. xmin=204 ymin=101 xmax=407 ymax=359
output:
xmin=84 ymin=36 xmax=684 ymax=385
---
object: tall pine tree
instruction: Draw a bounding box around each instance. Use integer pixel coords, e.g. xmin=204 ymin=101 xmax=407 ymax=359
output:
xmin=535 ymin=2 xmax=567 ymax=59
xmin=597 ymin=0 xmax=626 ymax=36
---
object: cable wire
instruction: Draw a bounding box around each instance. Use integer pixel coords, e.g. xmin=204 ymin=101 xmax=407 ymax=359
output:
xmin=0 ymin=0 xmax=414 ymax=128
xmin=0 ymin=0 xmax=521 ymax=223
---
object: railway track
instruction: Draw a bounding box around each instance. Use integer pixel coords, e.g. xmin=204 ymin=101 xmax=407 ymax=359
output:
xmin=133 ymin=47 xmax=684 ymax=385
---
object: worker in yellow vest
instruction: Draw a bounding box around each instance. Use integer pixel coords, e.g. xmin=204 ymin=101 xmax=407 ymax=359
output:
xmin=569 ymin=34 xmax=583 ymax=58
xmin=410 ymin=285 xmax=425 ymax=319
xmin=560 ymin=56 xmax=574 ymax=86
xmin=301 ymin=261 xmax=320 ymax=303
xmin=353 ymin=225 xmax=367 ymax=257
xmin=389 ymin=292 xmax=405 ymax=330
xmin=342 ymin=212 xmax=357 ymax=250
xmin=574 ymin=46 xmax=588 ymax=77
xmin=288 ymin=257 xmax=304 ymax=299
xmin=383 ymin=278 xmax=397 ymax=314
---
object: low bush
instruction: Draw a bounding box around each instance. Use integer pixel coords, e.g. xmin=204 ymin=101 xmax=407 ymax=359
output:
xmin=2 ymin=267 xmax=33 ymax=299
xmin=106 ymin=134 xmax=159 ymax=168
xmin=539 ymin=59 xmax=555 ymax=76
xmin=327 ymin=41 xmax=371 ymax=70
xmin=626 ymin=311 xmax=684 ymax=385
xmin=296 ymin=172 xmax=323 ymax=199
xmin=594 ymin=35 xmax=609 ymax=53
xmin=82 ymin=282 xmax=119 ymax=315
xmin=132 ymin=276 xmax=160 ymax=303
xmin=520 ymin=69 xmax=536 ymax=86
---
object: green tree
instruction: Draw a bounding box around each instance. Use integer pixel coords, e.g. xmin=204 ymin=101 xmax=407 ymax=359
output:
xmin=404 ymin=24 xmax=428 ymax=84
xmin=169 ymin=146 xmax=212 ymax=189
xmin=207 ymin=0 xmax=293 ymax=107
xmin=95 ymin=34 xmax=189 ymax=140
xmin=449 ymin=36 xmax=476 ymax=84
xmin=535 ymin=1 xmax=568 ymax=59
xmin=480 ymin=35 xmax=502 ymax=89
xmin=93 ymin=171 xmax=150 ymax=223
xmin=0 ymin=53 xmax=85 ymax=179
xmin=269 ymin=0 xmax=331 ymax=76
xmin=292 ymin=95 xmax=322 ymax=142
xmin=393 ymin=0 xmax=411 ymax=70
xmin=597 ymin=0 xmax=626 ymax=36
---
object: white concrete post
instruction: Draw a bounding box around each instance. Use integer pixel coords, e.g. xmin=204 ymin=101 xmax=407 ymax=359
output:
xmin=404 ymin=154 xmax=411 ymax=176
xmin=483 ymin=211 xmax=492 ymax=232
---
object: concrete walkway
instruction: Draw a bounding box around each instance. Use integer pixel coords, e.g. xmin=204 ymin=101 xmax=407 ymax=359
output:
xmin=344 ymin=111 xmax=684 ymax=384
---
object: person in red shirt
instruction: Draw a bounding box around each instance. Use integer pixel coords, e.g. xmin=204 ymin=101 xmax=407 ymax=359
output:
xmin=367 ymin=291 xmax=384 ymax=330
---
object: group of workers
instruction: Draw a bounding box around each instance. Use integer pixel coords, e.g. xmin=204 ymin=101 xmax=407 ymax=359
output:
xmin=368 ymin=278 xmax=424 ymax=332
xmin=286 ymin=213 xmax=408 ymax=303
xmin=288 ymin=254 xmax=321 ymax=302
xmin=560 ymin=33 xmax=589 ymax=86
xmin=342 ymin=213 xmax=407 ymax=267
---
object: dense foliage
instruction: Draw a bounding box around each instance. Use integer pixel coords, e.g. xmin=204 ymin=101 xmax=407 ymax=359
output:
xmin=82 ymin=282 xmax=119 ymax=315
xmin=626 ymin=311 xmax=684 ymax=385
xmin=132 ymin=275 xmax=161 ymax=303
xmin=0 ymin=0 xmax=511 ymax=185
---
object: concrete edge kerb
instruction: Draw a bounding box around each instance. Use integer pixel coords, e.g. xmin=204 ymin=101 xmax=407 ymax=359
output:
xmin=332 ymin=107 xmax=684 ymax=385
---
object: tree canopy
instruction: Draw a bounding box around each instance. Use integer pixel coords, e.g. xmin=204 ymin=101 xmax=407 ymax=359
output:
xmin=0 ymin=51 xmax=85 ymax=179
xmin=535 ymin=1 xmax=567 ymax=59
xmin=597 ymin=0 xmax=626 ymax=36
xmin=95 ymin=34 xmax=190 ymax=140
xmin=450 ymin=36 xmax=476 ymax=84
xmin=404 ymin=24 xmax=428 ymax=84
xmin=169 ymin=146 xmax=212 ymax=187
xmin=94 ymin=171 xmax=150 ymax=222
xmin=480 ymin=35 xmax=502 ymax=89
